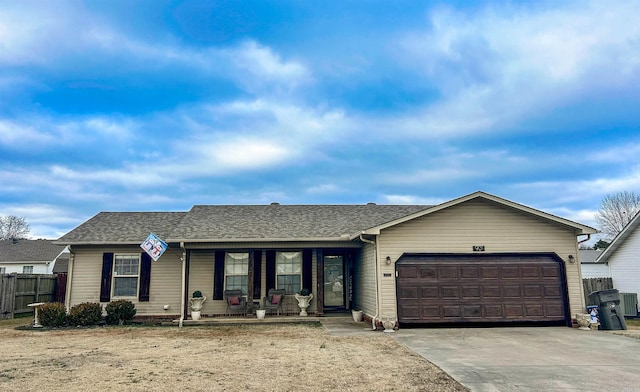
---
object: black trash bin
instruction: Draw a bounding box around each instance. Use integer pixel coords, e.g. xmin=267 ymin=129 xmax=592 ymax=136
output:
xmin=588 ymin=289 xmax=627 ymax=330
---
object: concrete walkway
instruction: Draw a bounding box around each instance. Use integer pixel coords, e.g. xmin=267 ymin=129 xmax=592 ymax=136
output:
xmin=394 ymin=327 xmax=640 ymax=392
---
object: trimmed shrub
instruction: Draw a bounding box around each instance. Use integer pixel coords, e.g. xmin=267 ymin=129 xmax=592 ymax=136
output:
xmin=38 ymin=302 xmax=68 ymax=327
xmin=105 ymin=300 xmax=136 ymax=325
xmin=68 ymin=302 xmax=102 ymax=326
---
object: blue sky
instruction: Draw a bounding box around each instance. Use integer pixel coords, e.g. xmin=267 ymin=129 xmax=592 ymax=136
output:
xmin=1 ymin=0 xmax=639 ymax=241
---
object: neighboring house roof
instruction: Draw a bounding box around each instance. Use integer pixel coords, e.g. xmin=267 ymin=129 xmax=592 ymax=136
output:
xmin=361 ymin=191 xmax=598 ymax=236
xmin=0 ymin=239 xmax=67 ymax=264
xmin=579 ymin=249 xmax=603 ymax=264
xmin=56 ymin=191 xmax=598 ymax=245
xmin=595 ymin=210 xmax=640 ymax=264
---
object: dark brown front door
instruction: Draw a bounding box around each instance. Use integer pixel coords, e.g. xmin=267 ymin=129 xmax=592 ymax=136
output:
xmin=396 ymin=253 xmax=569 ymax=325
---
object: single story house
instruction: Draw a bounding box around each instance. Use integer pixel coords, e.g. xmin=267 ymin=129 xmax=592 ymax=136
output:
xmin=0 ymin=239 xmax=68 ymax=274
xmin=594 ymin=210 xmax=640 ymax=314
xmin=56 ymin=191 xmax=597 ymax=328
xmin=579 ymin=249 xmax=609 ymax=278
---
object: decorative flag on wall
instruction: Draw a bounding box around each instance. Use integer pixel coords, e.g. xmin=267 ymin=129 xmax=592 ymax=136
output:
xmin=140 ymin=233 xmax=168 ymax=261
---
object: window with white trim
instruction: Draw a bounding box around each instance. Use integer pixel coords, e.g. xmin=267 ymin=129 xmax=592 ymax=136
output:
xmin=113 ymin=255 xmax=140 ymax=297
xmin=0 ymin=267 xmax=5 ymax=274
xmin=276 ymin=251 xmax=302 ymax=294
xmin=22 ymin=266 xmax=33 ymax=274
xmin=225 ymin=252 xmax=249 ymax=295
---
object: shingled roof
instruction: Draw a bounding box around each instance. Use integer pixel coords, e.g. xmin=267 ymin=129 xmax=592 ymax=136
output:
xmin=0 ymin=239 xmax=67 ymax=262
xmin=56 ymin=204 xmax=430 ymax=244
xmin=57 ymin=212 xmax=188 ymax=244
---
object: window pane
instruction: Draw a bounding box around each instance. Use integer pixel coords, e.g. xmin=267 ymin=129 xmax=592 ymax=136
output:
xmin=114 ymin=277 xmax=138 ymax=297
xmin=115 ymin=255 xmax=139 ymax=275
xmin=23 ymin=266 xmax=33 ymax=274
xmin=225 ymin=252 xmax=248 ymax=294
xmin=277 ymin=275 xmax=301 ymax=295
xmin=226 ymin=276 xmax=248 ymax=294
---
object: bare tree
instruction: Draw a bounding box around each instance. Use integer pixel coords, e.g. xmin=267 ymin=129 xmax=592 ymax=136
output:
xmin=0 ymin=215 xmax=31 ymax=240
xmin=595 ymin=191 xmax=640 ymax=239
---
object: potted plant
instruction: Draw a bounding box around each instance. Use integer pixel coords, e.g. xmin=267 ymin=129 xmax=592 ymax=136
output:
xmin=256 ymin=303 xmax=266 ymax=320
xmin=189 ymin=290 xmax=206 ymax=321
xmin=294 ymin=288 xmax=313 ymax=316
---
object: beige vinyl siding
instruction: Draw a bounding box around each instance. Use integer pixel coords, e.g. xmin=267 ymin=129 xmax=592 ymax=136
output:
xmin=68 ymin=246 xmax=183 ymax=316
xmin=377 ymin=198 xmax=584 ymax=320
xmin=354 ymin=241 xmax=377 ymax=317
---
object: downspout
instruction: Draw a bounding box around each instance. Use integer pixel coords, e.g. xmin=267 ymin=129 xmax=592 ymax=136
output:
xmin=578 ymin=234 xmax=591 ymax=245
xmin=179 ymin=242 xmax=186 ymax=328
xmin=360 ymin=234 xmax=379 ymax=330
xmin=64 ymin=246 xmax=74 ymax=312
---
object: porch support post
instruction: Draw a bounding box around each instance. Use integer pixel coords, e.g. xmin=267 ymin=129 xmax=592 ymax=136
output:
xmin=247 ymin=249 xmax=254 ymax=301
xmin=316 ymin=249 xmax=324 ymax=316
xmin=179 ymin=243 xmax=187 ymax=327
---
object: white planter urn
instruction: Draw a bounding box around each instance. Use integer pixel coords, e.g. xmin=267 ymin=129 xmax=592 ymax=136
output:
xmin=256 ymin=309 xmax=266 ymax=319
xmin=576 ymin=313 xmax=591 ymax=330
xmin=382 ymin=318 xmax=396 ymax=333
xmin=294 ymin=293 xmax=314 ymax=316
xmin=351 ymin=310 xmax=364 ymax=322
xmin=189 ymin=296 xmax=206 ymax=320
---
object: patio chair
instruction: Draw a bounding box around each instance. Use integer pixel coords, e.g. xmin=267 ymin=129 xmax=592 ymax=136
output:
xmin=263 ymin=288 xmax=286 ymax=316
xmin=224 ymin=290 xmax=247 ymax=317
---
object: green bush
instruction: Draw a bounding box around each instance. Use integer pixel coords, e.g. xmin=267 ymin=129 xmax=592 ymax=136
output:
xmin=68 ymin=302 xmax=102 ymax=326
xmin=105 ymin=300 xmax=137 ymax=325
xmin=38 ymin=302 xmax=68 ymax=327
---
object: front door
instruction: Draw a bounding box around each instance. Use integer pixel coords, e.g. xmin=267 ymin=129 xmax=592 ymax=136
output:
xmin=323 ymin=255 xmax=344 ymax=308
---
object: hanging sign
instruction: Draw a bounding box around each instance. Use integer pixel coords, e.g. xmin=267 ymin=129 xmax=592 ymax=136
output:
xmin=140 ymin=233 xmax=168 ymax=261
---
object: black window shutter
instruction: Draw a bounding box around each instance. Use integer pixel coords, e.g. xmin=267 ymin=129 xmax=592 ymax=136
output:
xmin=253 ymin=250 xmax=262 ymax=299
xmin=266 ymin=250 xmax=276 ymax=291
xmin=213 ymin=251 xmax=225 ymax=300
xmin=100 ymin=253 xmax=114 ymax=302
xmin=302 ymin=249 xmax=313 ymax=293
xmin=138 ymin=252 xmax=152 ymax=302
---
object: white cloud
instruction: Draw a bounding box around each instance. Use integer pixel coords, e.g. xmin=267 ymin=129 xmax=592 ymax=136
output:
xmin=382 ymin=195 xmax=446 ymax=205
xmin=394 ymin=0 xmax=640 ymax=137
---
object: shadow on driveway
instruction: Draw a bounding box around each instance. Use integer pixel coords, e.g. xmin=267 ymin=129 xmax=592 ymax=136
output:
xmin=394 ymin=327 xmax=640 ymax=392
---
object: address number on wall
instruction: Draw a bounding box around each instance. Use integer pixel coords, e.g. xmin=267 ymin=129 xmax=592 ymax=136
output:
xmin=472 ymin=245 xmax=485 ymax=251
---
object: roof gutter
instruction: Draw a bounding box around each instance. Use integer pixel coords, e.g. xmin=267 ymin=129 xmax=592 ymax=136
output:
xmin=359 ymin=233 xmax=379 ymax=330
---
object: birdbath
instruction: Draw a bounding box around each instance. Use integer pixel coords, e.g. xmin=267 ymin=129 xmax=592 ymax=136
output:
xmin=27 ymin=302 xmax=45 ymax=328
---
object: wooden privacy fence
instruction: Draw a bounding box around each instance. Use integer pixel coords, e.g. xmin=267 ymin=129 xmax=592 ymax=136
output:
xmin=0 ymin=273 xmax=67 ymax=320
xmin=583 ymin=277 xmax=614 ymax=306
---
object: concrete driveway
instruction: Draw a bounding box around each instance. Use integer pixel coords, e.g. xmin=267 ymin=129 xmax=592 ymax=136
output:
xmin=394 ymin=327 xmax=640 ymax=392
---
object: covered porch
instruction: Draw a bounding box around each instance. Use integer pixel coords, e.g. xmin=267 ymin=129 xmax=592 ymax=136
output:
xmin=182 ymin=245 xmax=361 ymax=319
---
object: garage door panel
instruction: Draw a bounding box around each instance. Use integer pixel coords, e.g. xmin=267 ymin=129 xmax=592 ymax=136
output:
xmin=396 ymin=254 xmax=568 ymax=324
xmin=523 ymin=285 xmax=543 ymax=298
xmin=462 ymin=286 xmax=481 ymax=298
xmin=399 ymin=286 xmax=418 ymax=299
xmin=501 ymin=266 xmax=520 ymax=279
xmin=484 ymin=305 xmax=504 ymax=318
xmin=503 ymin=285 xmax=522 ymax=298
xmin=543 ymin=286 xmax=562 ymax=297
xmin=421 ymin=286 xmax=438 ymax=299
xmin=482 ymin=286 xmax=501 ymax=298
xmin=480 ymin=266 xmax=500 ymax=279
xmin=461 ymin=266 xmax=479 ymax=279
xmin=442 ymin=286 xmax=460 ymax=299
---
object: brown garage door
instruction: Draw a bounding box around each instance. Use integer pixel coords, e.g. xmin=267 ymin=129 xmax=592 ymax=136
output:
xmin=396 ymin=253 xmax=569 ymax=324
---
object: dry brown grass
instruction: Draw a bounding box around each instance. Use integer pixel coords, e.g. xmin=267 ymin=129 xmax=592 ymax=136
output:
xmin=0 ymin=319 xmax=466 ymax=392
